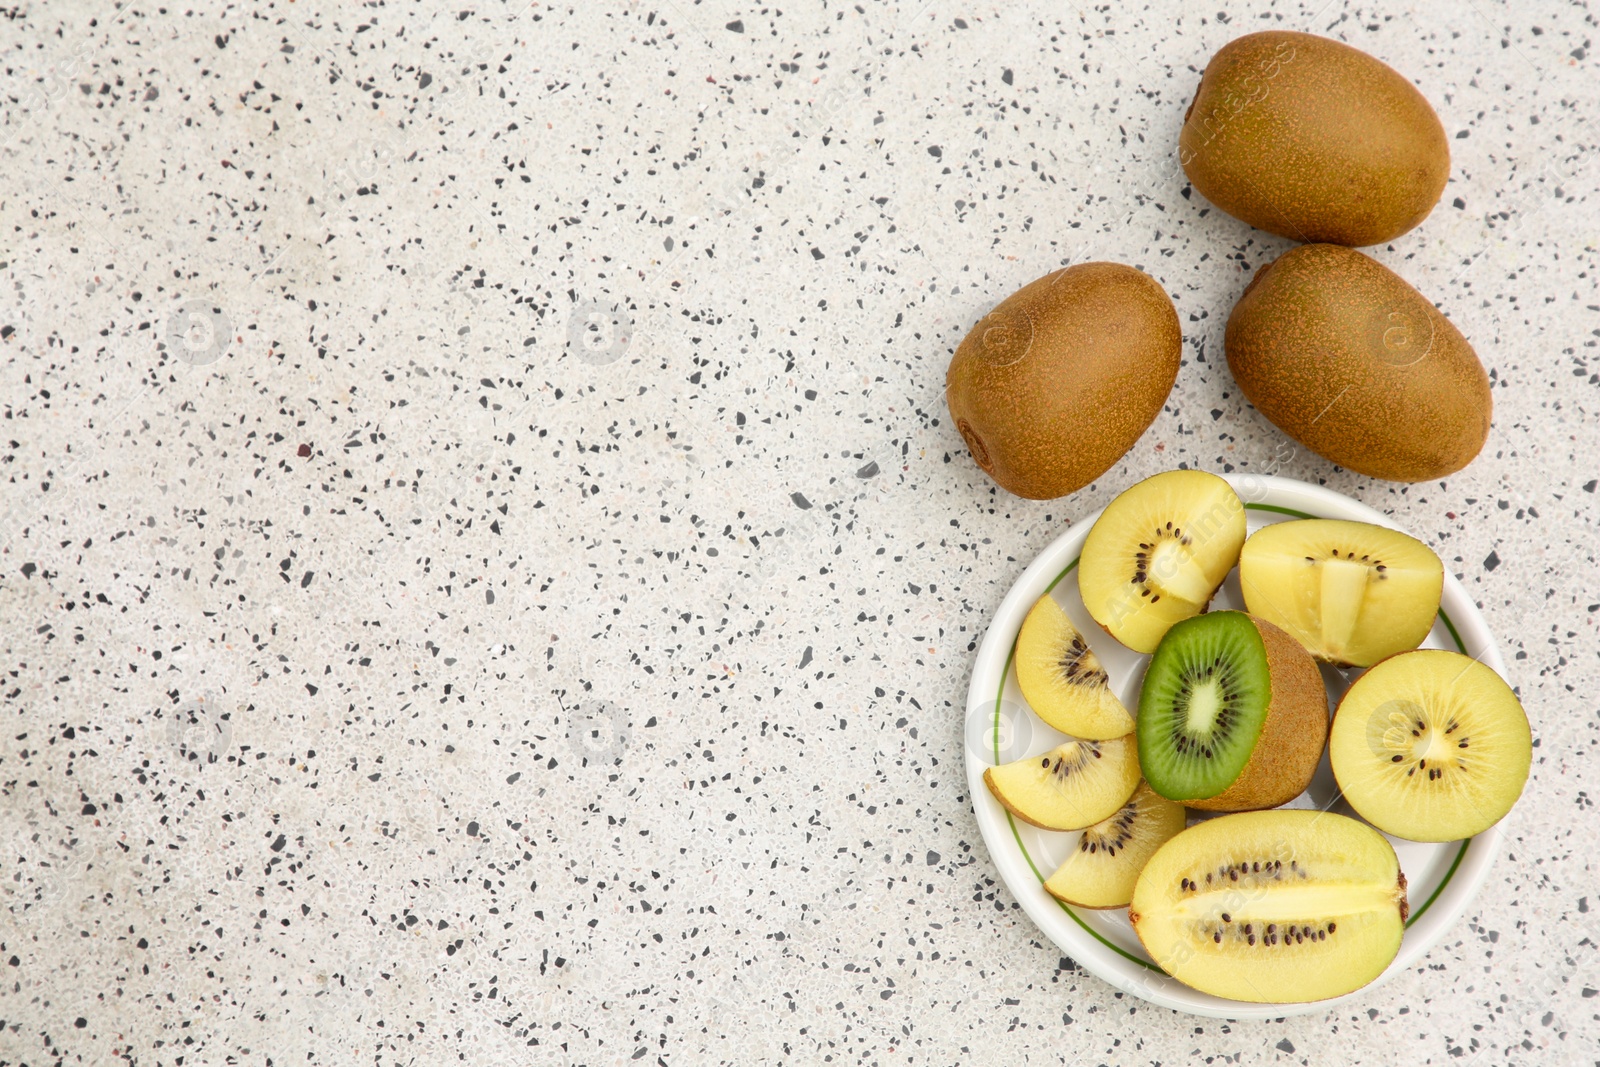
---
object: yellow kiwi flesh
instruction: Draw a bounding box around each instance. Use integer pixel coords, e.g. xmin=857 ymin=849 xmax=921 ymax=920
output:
xmin=1240 ymin=519 xmax=1443 ymax=666
xmin=1044 ymin=783 xmax=1187 ymax=909
xmin=1180 ymin=31 xmax=1449 ymax=247
xmin=1016 ymin=593 xmax=1135 ymax=740
xmin=945 ymin=263 xmax=1181 ymax=500
xmin=1226 ymin=244 xmax=1492 ymax=482
xmin=983 ymin=737 xmax=1141 ymax=832
xmin=1130 ymin=810 xmax=1408 ymax=1003
xmin=1330 ymin=650 xmax=1531 ymax=842
xmin=1079 ymin=470 xmax=1246 ymax=654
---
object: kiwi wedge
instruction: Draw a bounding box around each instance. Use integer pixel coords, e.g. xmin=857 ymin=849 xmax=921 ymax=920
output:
xmin=1043 ymin=783 xmax=1187 ymax=909
xmin=1240 ymin=519 xmax=1443 ymax=667
xmin=1016 ymin=593 xmax=1135 ymax=740
xmin=983 ymin=737 xmax=1141 ymax=832
xmin=1079 ymin=470 xmax=1246 ymax=653
xmin=1330 ymin=649 xmax=1531 ymax=841
xmin=1130 ymin=810 xmax=1408 ymax=1003
xmin=1138 ymin=611 xmax=1327 ymax=812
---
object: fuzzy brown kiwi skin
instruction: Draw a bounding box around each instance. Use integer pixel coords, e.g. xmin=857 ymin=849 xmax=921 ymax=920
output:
xmin=1185 ymin=616 xmax=1329 ymax=812
xmin=1225 ymin=244 xmax=1491 ymax=482
xmin=945 ymin=263 xmax=1181 ymax=500
xmin=1179 ymin=31 xmax=1449 ymax=247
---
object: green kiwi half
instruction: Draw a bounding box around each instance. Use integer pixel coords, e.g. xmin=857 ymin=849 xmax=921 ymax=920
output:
xmin=1138 ymin=611 xmax=1328 ymax=810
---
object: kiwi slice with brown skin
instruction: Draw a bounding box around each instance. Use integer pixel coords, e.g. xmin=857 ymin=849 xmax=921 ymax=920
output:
xmin=1330 ymin=649 xmax=1531 ymax=841
xmin=1079 ymin=470 xmax=1246 ymax=654
xmin=1138 ymin=611 xmax=1328 ymax=811
xmin=984 ymin=736 xmax=1141 ymax=832
xmin=1240 ymin=519 xmax=1443 ymax=667
xmin=1016 ymin=593 xmax=1135 ymax=740
xmin=1044 ymin=783 xmax=1187 ymax=909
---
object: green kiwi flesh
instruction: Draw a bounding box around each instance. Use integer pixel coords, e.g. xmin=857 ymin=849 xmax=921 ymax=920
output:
xmin=1138 ymin=612 xmax=1271 ymax=801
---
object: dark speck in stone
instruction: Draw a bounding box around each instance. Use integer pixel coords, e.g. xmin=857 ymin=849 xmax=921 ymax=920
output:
xmin=297 ymin=443 xmax=311 ymax=457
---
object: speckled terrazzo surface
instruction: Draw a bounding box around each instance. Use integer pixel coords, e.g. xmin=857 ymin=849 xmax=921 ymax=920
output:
xmin=0 ymin=1 xmax=1596 ymax=1062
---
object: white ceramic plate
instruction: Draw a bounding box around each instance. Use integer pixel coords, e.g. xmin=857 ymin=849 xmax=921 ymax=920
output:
xmin=964 ymin=474 xmax=1505 ymax=1019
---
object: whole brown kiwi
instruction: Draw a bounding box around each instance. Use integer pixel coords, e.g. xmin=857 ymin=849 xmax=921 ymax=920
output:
xmin=1180 ymin=31 xmax=1449 ymax=247
xmin=945 ymin=263 xmax=1181 ymax=500
xmin=1226 ymin=244 xmax=1491 ymax=482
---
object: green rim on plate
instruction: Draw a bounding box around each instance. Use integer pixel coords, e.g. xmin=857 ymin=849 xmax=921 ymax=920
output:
xmin=992 ymin=502 xmax=1474 ymax=973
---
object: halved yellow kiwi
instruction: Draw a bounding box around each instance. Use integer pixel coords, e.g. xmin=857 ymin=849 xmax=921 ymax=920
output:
xmin=1130 ymin=810 xmax=1408 ymax=1003
xmin=1016 ymin=593 xmax=1134 ymax=740
xmin=1330 ymin=649 xmax=1531 ymax=841
xmin=1043 ymin=783 xmax=1187 ymax=908
xmin=1079 ymin=471 xmax=1246 ymax=653
xmin=983 ymin=736 xmax=1141 ymax=832
xmin=1240 ymin=519 xmax=1443 ymax=667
